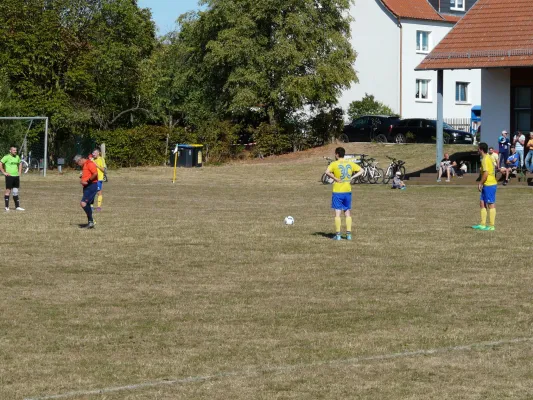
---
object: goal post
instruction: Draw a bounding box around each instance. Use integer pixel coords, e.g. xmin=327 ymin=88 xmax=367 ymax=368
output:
xmin=0 ymin=117 xmax=49 ymax=177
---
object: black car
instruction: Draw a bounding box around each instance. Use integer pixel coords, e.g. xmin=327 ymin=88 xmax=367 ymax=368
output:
xmin=390 ymin=119 xmax=474 ymax=144
xmin=343 ymin=115 xmax=401 ymax=143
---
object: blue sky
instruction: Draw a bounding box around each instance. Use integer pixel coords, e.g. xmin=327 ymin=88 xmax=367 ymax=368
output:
xmin=138 ymin=0 xmax=202 ymax=35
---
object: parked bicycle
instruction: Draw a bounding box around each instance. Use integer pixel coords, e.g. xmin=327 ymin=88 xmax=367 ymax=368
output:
xmin=352 ymin=154 xmax=384 ymax=184
xmin=321 ymin=157 xmax=335 ymax=184
xmin=383 ymin=156 xmax=406 ymax=184
xmin=20 ymin=151 xmax=40 ymax=174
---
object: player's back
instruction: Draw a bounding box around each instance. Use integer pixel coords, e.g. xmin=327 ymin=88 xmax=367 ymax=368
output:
xmin=330 ymin=158 xmax=359 ymax=193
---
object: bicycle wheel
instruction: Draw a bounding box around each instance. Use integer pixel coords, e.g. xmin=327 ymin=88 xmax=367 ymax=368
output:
xmin=399 ymin=166 xmax=406 ymax=180
xmin=321 ymin=173 xmax=333 ymax=185
xmin=382 ymin=166 xmax=393 ymax=184
xmin=373 ymin=167 xmax=384 ymax=184
xmin=20 ymin=160 xmax=29 ymax=174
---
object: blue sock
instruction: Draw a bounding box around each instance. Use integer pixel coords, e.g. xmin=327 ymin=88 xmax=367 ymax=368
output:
xmin=83 ymin=203 xmax=93 ymax=222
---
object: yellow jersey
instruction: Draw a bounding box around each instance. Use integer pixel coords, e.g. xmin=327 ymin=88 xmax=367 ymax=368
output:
xmin=93 ymin=156 xmax=106 ymax=181
xmin=328 ymin=159 xmax=361 ymax=193
xmin=481 ymin=154 xmax=497 ymax=186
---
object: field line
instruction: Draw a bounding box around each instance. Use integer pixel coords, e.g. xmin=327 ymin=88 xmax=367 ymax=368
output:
xmin=24 ymin=336 xmax=533 ymax=400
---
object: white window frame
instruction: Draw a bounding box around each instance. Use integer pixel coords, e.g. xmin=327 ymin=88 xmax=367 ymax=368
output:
xmin=416 ymin=79 xmax=431 ymax=102
xmin=450 ymin=0 xmax=465 ymax=11
xmin=416 ymin=31 xmax=431 ymax=54
xmin=455 ymin=81 xmax=470 ymax=104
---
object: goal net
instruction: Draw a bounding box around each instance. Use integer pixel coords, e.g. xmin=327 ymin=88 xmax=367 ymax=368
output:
xmin=0 ymin=117 xmax=49 ymax=176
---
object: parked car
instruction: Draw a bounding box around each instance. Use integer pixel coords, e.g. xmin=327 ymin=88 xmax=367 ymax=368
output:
xmin=343 ymin=115 xmax=401 ymax=143
xmin=390 ymin=119 xmax=475 ymax=144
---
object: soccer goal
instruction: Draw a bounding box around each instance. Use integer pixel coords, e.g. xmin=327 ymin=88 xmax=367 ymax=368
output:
xmin=0 ymin=117 xmax=49 ymax=177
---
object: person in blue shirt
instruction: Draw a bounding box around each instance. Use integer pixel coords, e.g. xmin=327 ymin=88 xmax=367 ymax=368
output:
xmin=500 ymin=146 xmax=519 ymax=185
xmin=498 ymin=130 xmax=510 ymax=168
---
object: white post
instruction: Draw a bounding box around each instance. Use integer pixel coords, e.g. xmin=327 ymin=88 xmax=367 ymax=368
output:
xmin=101 ymin=143 xmax=106 ymax=159
xmin=436 ymin=70 xmax=444 ymax=170
xmin=44 ymin=117 xmax=49 ymax=177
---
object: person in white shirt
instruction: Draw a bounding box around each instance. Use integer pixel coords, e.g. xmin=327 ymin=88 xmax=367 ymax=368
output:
xmin=513 ymin=131 xmax=526 ymax=168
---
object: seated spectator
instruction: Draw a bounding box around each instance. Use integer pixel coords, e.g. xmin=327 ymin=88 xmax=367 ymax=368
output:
xmin=391 ymin=171 xmax=406 ymax=190
xmin=437 ymin=153 xmax=457 ymax=182
xmin=500 ymin=146 xmax=519 ymax=186
xmin=456 ymin=161 xmax=468 ymax=177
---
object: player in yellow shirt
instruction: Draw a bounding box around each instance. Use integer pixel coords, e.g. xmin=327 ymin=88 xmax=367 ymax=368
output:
xmin=324 ymin=147 xmax=364 ymax=240
xmin=472 ymin=142 xmax=497 ymax=231
xmin=91 ymin=149 xmax=106 ymax=211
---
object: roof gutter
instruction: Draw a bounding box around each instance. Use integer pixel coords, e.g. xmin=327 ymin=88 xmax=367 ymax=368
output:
xmin=398 ymin=17 xmax=403 ymax=116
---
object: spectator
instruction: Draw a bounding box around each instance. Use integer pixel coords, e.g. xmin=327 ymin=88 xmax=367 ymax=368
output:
xmin=488 ymin=147 xmax=499 ymax=168
xmin=525 ymin=132 xmax=533 ymax=173
xmin=456 ymin=161 xmax=468 ymax=177
xmin=498 ymin=130 xmax=510 ymax=168
xmin=500 ymin=146 xmax=519 ymax=186
xmin=437 ymin=153 xmax=457 ymax=182
xmin=513 ymin=131 xmax=526 ymax=168
xmin=391 ymin=171 xmax=406 ymax=190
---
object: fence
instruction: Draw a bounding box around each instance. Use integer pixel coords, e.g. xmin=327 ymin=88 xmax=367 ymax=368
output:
xmin=444 ymin=118 xmax=471 ymax=133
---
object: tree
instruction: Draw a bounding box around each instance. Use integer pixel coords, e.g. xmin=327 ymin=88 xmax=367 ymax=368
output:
xmin=347 ymin=93 xmax=398 ymax=120
xmin=171 ymin=0 xmax=357 ymax=129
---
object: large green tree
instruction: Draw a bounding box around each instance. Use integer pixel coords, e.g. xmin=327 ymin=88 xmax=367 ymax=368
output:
xmin=169 ymin=0 xmax=357 ymax=128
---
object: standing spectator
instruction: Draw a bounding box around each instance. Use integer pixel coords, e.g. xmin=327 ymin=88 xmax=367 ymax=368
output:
xmin=525 ymin=132 xmax=533 ymax=173
xmin=500 ymin=146 xmax=519 ymax=185
xmin=74 ymin=154 xmax=98 ymax=229
xmin=513 ymin=131 xmax=526 ymax=168
xmin=498 ymin=130 xmax=510 ymax=168
xmin=437 ymin=153 xmax=456 ymax=182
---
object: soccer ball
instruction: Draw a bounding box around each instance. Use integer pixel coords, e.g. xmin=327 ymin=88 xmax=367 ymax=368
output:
xmin=284 ymin=216 xmax=295 ymax=225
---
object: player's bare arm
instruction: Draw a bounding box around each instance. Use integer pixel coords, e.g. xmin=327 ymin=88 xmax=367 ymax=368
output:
xmin=325 ymin=167 xmax=340 ymax=183
xmin=0 ymin=163 xmax=8 ymax=177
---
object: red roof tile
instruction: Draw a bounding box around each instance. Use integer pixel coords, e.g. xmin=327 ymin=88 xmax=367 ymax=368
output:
xmin=380 ymin=0 xmax=447 ymax=22
xmin=417 ymin=0 xmax=533 ymax=70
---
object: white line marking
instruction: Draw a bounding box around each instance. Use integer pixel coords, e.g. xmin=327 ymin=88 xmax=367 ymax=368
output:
xmin=24 ymin=336 xmax=533 ymax=400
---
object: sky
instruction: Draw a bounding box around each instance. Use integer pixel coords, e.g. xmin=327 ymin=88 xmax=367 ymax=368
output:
xmin=138 ymin=0 xmax=202 ymax=36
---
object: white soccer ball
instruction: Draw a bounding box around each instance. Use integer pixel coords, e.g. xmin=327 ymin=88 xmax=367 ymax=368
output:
xmin=284 ymin=216 xmax=295 ymax=225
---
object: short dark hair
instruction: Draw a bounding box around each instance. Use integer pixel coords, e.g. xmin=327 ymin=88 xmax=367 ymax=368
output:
xmin=335 ymin=147 xmax=345 ymax=158
xmin=478 ymin=142 xmax=488 ymax=154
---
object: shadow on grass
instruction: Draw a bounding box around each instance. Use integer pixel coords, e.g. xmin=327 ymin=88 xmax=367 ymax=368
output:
xmin=312 ymin=232 xmax=336 ymax=239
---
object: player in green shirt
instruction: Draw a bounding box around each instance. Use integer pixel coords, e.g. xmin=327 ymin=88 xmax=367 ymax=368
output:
xmin=0 ymin=146 xmax=24 ymax=211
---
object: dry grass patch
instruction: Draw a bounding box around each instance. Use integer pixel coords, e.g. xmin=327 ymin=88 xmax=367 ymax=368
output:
xmin=1 ymin=159 xmax=532 ymax=400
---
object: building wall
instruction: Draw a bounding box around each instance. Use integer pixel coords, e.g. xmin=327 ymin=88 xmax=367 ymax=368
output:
xmin=402 ymin=19 xmax=481 ymax=119
xmin=338 ymin=0 xmax=400 ymax=117
xmin=481 ymin=69 xmax=511 ymax=148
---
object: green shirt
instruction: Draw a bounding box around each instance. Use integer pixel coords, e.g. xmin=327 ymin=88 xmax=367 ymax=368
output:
xmin=1 ymin=154 xmax=21 ymax=177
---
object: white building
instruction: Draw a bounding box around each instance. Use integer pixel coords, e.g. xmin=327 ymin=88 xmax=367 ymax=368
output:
xmin=340 ymin=0 xmax=481 ymax=120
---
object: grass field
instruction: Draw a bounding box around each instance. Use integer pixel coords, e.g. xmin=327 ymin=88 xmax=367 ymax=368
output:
xmin=2 ymin=145 xmax=533 ymax=399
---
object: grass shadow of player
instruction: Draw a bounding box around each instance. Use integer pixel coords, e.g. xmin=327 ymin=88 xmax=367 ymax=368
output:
xmin=312 ymin=232 xmax=337 ymax=239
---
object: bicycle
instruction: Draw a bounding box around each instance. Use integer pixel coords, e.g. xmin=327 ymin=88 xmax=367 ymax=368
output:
xmin=383 ymin=156 xmax=406 ymax=184
xmin=20 ymin=152 xmax=40 ymax=174
xmin=321 ymin=157 xmax=335 ymax=184
xmin=351 ymin=154 xmax=384 ymax=184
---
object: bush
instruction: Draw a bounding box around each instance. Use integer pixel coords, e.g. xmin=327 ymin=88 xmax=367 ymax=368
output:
xmin=250 ymin=123 xmax=291 ymax=157
xmin=91 ymin=125 xmax=172 ymax=167
xmin=348 ymin=93 xmax=398 ymax=120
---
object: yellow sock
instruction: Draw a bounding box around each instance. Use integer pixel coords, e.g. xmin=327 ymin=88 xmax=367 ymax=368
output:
xmin=480 ymin=208 xmax=487 ymax=226
xmin=334 ymin=217 xmax=341 ymax=233
xmin=97 ymin=194 xmax=103 ymax=208
xmin=346 ymin=216 xmax=352 ymax=233
xmin=489 ymin=208 xmax=496 ymax=227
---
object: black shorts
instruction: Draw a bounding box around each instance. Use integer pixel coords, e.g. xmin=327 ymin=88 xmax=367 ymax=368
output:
xmin=5 ymin=176 xmax=20 ymax=190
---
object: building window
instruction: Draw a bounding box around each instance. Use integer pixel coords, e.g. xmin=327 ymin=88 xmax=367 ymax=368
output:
xmin=450 ymin=0 xmax=465 ymax=10
xmin=455 ymin=82 xmax=469 ymax=103
xmin=514 ymin=87 xmax=532 ymax=132
xmin=416 ymin=79 xmax=430 ymax=100
xmin=416 ymin=31 xmax=430 ymax=53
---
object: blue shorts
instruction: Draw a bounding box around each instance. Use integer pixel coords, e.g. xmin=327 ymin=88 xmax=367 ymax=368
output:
xmin=332 ymin=192 xmax=352 ymax=211
xmin=480 ymin=185 xmax=497 ymax=204
xmin=82 ymin=183 xmax=98 ymax=204
xmin=97 ymin=181 xmax=103 ymax=191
